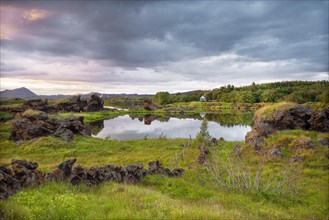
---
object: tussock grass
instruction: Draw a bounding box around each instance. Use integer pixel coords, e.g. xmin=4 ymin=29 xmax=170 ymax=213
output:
xmin=22 ymin=109 xmax=45 ymax=118
xmin=254 ymin=102 xmax=298 ymax=119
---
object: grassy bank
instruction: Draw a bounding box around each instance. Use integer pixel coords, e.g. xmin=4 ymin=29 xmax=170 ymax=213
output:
xmin=0 ymin=115 xmax=328 ymax=219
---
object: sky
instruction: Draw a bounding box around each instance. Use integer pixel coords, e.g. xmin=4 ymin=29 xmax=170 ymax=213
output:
xmin=0 ymin=1 xmax=328 ymax=95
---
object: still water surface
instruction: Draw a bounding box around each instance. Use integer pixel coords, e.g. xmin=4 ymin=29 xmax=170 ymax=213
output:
xmin=94 ymin=113 xmax=252 ymax=141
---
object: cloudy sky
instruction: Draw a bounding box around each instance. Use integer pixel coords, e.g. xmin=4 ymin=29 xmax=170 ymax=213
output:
xmin=0 ymin=1 xmax=328 ymax=95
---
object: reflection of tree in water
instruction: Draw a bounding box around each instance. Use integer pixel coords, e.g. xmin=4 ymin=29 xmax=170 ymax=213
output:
xmin=205 ymin=113 xmax=253 ymax=127
xmin=128 ymin=112 xmax=253 ymax=126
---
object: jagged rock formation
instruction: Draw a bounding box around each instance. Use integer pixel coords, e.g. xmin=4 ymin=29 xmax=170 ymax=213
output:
xmin=20 ymin=94 xmax=104 ymax=113
xmin=10 ymin=110 xmax=90 ymax=142
xmin=0 ymin=159 xmax=44 ymax=200
xmin=23 ymin=99 xmax=57 ymax=113
xmin=143 ymin=100 xmax=162 ymax=110
xmin=148 ymin=160 xmax=185 ymax=177
xmin=246 ymin=105 xmax=329 ymax=149
xmin=0 ymin=158 xmax=185 ymax=200
xmin=56 ymin=94 xmax=104 ymax=112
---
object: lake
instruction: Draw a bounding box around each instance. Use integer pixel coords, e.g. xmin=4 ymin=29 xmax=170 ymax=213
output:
xmin=93 ymin=113 xmax=252 ymax=141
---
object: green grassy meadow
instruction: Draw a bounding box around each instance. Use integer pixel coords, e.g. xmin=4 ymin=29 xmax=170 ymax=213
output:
xmin=0 ymin=110 xmax=328 ymax=220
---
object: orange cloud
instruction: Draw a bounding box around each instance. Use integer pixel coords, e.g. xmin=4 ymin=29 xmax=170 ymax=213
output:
xmin=0 ymin=25 xmax=17 ymax=40
xmin=0 ymin=4 xmax=54 ymax=40
xmin=22 ymin=9 xmax=51 ymax=21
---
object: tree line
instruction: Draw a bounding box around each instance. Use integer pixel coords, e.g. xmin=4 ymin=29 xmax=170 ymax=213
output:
xmin=152 ymin=81 xmax=329 ymax=105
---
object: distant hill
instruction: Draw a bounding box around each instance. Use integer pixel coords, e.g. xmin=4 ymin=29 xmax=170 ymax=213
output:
xmin=0 ymin=87 xmax=37 ymax=100
xmin=0 ymin=88 xmax=153 ymax=100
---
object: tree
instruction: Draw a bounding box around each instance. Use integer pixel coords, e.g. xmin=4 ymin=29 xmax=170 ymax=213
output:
xmin=196 ymin=119 xmax=212 ymax=146
xmin=152 ymin=91 xmax=171 ymax=105
xmin=251 ymin=82 xmax=257 ymax=92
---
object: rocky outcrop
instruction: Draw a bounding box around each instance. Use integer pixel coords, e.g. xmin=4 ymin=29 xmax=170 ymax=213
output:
xmin=246 ymin=105 xmax=329 ymax=149
xmin=148 ymin=160 xmax=184 ymax=177
xmin=23 ymin=99 xmax=51 ymax=112
xmin=69 ymin=162 xmax=147 ymax=185
xmin=1 ymin=158 xmax=184 ymax=200
xmin=56 ymin=94 xmax=104 ymax=112
xmin=0 ymin=159 xmax=43 ymax=200
xmin=45 ymin=158 xmax=77 ymax=181
xmin=20 ymin=94 xmax=104 ymax=113
xmin=10 ymin=110 xmax=90 ymax=142
xmin=84 ymin=94 xmax=104 ymax=112
xmin=56 ymin=95 xmax=87 ymax=112
xmin=143 ymin=100 xmax=162 ymax=110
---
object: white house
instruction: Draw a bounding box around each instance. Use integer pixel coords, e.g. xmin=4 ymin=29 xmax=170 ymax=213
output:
xmin=200 ymin=95 xmax=207 ymax=102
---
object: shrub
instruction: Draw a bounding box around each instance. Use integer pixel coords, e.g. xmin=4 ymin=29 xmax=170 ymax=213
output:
xmin=196 ymin=119 xmax=212 ymax=146
xmin=205 ymin=151 xmax=302 ymax=198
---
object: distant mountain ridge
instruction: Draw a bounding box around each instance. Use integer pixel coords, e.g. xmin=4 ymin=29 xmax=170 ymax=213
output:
xmin=0 ymin=88 xmax=152 ymax=100
xmin=0 ymin=87 xmax=37 ymax=99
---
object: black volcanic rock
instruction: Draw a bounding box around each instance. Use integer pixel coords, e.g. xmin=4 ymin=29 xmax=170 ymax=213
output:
xmin=246 ymin=105 xmax=329 ymax=149
xmin=10 ymin=110 xmax=90 ymax=142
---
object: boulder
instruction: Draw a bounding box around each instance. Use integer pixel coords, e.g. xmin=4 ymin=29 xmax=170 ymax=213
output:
xmin=84 ymin=94 xmax=104 ymax=112
xmin=246 ymin=105 xmax=329 ymax=149
xmin=10 ymin=118 xmax=57 ymax=141
xmin=309 ymin=108 xmax=329 ymax=132
xmin=0 ymin=159 xmax=43 ymax=200
xmin=143 ymin=100 xmax=162 ymax=110
xmin=148 ymin=160 xmax=167 ymax=174
xmin=11 ymin=159 xmax=38 ymax=170
xmin=147 ymin=160 xmax=184 ymax=177
xmin=23 ymin=99 xmax=49 ymax=112
xmin=45 ymin=158 xmax=77 ymax=181
xmin=10 ymin=110 xmax=90 ymax=142
xmin=54 ymin=128 xmax=73 ymax=142
xmin=56 ymin=116 xmax=85 ymax=134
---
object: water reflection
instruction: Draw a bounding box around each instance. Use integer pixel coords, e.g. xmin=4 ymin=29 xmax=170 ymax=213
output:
xmin=94 ymin=113 xmax=252 ymax=141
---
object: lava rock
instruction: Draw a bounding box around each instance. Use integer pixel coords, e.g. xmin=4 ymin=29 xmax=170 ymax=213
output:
xmin=143 ymin=100 xmax=162 ymax=110
xmin=245 ymin=105 xmax=328 ymax=149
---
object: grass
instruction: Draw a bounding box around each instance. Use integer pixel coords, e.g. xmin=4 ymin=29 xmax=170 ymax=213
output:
xmin=0 ymin=99 xmax=24 ymax=108
xmin=168 ymin=101 xmax=262 ymax=112
xmin=50 ymin=110 xmax=123 ymax=123
xmin=0 ymin=113 xmax=328 ymax=219
xmin=254 ymin=102 xmax=298 ymax=119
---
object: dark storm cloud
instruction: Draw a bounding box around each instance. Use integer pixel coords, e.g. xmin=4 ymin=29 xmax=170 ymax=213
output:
xmin=0 ymin=1 xmax=328 ymax=94
xmin=2 ymin=1 xmax=328 ymax=69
